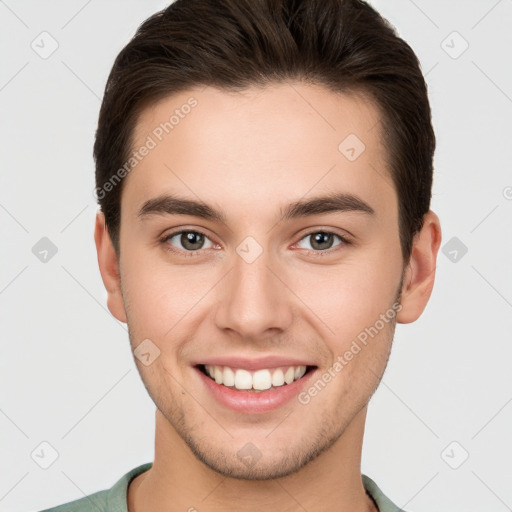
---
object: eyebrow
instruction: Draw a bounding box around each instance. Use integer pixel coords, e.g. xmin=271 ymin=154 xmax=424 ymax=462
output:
xmin=137 ymin=192 xmax=375 ymax=223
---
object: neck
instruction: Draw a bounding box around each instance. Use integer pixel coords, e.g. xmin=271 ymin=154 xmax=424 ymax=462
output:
xmin=128 ymin=407 xmax=376 ymax=512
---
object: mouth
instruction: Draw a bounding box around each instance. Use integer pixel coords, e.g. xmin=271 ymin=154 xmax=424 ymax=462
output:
xmin=196 ymin=363 xmax=317 ymax=392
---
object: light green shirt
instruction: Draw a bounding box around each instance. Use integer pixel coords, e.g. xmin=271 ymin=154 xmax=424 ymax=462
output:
xmin=39 ymin=463 xmax=405 ymax=512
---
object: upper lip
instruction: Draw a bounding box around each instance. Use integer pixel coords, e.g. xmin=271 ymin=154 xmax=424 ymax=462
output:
xmin=194 ymin=355 xmax=316 ymax=371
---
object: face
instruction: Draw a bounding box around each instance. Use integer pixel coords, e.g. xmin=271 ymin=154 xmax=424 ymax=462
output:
xmin=110 ymin=83 xmax=407 ymax=479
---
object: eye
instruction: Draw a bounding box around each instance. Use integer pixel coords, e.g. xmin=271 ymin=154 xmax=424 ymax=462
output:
xmin=160 ymin=228 xmax=350 ymax=257
xmin=162 ymin=230 xmax=215 ymax=253
xmin=295 ymin=231 xmax=349 ymax=253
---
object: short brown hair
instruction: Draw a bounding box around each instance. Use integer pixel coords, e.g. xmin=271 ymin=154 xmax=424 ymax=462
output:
xmin=94 ymin=0 xmax=435 ymax=262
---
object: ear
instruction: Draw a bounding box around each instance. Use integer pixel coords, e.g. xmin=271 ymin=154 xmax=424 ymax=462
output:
xmin=396 ymin=210 xmax=442 ymax=324
xmin=94 ymin=211 xmax=127 ymax=323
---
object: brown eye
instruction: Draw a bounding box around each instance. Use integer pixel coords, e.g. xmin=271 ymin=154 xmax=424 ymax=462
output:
xmin=164 ymin=230 xmax=214 ymax=252
xmin=297 ymin=231 xmax=347 ymax=252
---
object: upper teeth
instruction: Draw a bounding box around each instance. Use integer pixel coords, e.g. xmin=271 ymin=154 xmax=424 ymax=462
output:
xmin=204 ymin=365 xmax=307 ymax=390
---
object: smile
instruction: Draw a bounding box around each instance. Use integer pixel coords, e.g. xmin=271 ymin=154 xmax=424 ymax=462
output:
xmin=200 ymin=364 xmax=311 ymax=392
xmin=195 ymin=361 xmax=318 ymax=413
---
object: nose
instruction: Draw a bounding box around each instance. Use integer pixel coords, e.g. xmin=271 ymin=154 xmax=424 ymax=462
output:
xmin=213 ymin=244 xmax=294 ymax=343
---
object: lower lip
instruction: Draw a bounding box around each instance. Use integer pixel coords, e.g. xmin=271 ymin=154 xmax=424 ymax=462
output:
xmin=195 ymin=366 xmax=317 ymax=414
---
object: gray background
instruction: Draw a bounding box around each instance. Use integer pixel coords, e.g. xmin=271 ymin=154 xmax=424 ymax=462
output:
xmin=1 ymin=0 xmax=511 ymax=510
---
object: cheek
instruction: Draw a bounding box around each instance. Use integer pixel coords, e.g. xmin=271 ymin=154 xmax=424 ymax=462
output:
xmin=120 ymin=256 xmax=216 ymax=340
xmin=291 ymin=251 xmax=402 ymax=343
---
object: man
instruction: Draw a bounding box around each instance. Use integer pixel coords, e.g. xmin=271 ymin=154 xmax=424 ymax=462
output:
xmin=42 ymin=0 xmax=441 ymax=510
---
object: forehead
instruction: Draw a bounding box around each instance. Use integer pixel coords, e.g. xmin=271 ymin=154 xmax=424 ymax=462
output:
xmin=124 ymin=82 xmax=396 ymax=222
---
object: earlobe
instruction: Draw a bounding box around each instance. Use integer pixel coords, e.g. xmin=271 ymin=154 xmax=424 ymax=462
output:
xmin=396 ymin=210 xmax=442 ymax=324
xmin=94 ymin=211 xmax=127 ymax=323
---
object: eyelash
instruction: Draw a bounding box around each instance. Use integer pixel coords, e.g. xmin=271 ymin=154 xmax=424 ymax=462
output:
xmin=159 ymin=229 xmax=351 ymax=258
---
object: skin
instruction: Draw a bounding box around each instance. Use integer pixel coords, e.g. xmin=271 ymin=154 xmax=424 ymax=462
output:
xmin=95 ymin=82 xmax=441 ymax=512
